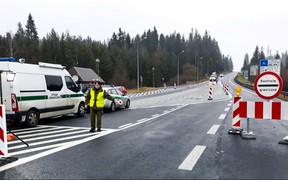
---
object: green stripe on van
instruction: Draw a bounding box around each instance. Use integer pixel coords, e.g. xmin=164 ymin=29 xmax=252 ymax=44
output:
xmin=17 ymin=94 xmax=84 ymax=102
xmin=69 ymin=94 xmax=84 ymax=98
xmin=18 ymin=95 xmax=48 ymax=101
xmin=61 ymin=94 xmax=84 ymax=98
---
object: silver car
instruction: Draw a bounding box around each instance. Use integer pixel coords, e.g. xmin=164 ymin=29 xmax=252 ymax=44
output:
xmin=85 ymin=85 xmax=130 ymax=112
xmin=103 ymin=86 xmax=130 ymax=111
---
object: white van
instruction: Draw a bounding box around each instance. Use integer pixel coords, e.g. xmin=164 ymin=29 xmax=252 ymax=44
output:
xmin=0 ymin=58 xmax=85 ymax=127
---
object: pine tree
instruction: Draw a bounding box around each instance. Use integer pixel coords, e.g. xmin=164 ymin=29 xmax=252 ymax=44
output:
xmin=14 ymin=22 xmax=27 ymax=59
xmin=25 ymin=13 xmax=40 ymax=63
xmin=241 ymin=53 xmax=249 ymax=71
xmin=25 ymin=13 xmax=39 ymax=41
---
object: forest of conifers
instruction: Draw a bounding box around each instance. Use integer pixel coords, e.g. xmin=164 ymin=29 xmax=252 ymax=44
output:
xmin=0 ymin=14 xmax=233 ymax=88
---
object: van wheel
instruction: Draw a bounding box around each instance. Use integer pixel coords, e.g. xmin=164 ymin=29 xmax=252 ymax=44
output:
xmin=110 ymin=102 xmax=116 ymax=112
xmin=26 ymin=110 xmax=39 ymax=127
xmin=77 ymin=103 xmax=85 ymax=117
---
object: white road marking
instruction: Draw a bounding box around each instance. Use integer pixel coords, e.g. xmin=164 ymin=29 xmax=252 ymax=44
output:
xmin=8 ymin=129 xmax=89 ymax=145
xmin=152 ymin=114 xmax=160 ymax=118
xmin=9 ymin=142 xmax=69 ymax=156
xmin=119 ymin=105 xmax=188 ymax=130
xmin=137 ymin=118 xmax=148 ymax=123
xmin=118 ymin=123 xmax=133 ymax=129
xmin=11 ymin=128 xmax=79 ymax=139
xmin=207 ymin=125 xmax=220 ymax=134
xmin=224 ymin=107 xmax=230 ymax=111
xmin=9 ymin=132 xmax=95 ymax=150
xmin=218 ymin=114 xmax=227 ymax=119
xmin=0 ymin=128 xmax=118 ymax=172
xmin=178 ymin=145 xmax=206 ymax=171
xmin=227 ymin=103 xmax=232 ymax=106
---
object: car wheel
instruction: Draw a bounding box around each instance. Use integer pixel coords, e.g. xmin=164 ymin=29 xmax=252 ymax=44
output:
xmin=110 ymin=102 xmax=116 ymax=112
xmin=125 ymin=99 xmax=130 ymax=108
xmin=25 ymin=109 xmax=39 ymax=127
xmin=77 ymin=103 xmax=85 ymax=117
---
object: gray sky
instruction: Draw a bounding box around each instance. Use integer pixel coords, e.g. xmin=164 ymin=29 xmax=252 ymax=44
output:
xmin=1 ymin=0 xmax=288 ymax=71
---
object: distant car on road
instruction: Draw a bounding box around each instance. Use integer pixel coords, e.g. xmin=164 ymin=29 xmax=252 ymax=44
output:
xmin=115 ymin=86 xmax=127 ymax=95
xmin=209 ymin=76 xmax=217 ymax=85
xmin=85 ymin=85 xmax=130 ymax=112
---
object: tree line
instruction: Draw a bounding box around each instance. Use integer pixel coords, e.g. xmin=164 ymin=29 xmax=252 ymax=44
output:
xmin=241 ymin=46 xmax=288 ymax=91
xmin=0 ymin=13 xmax=233 ymax=88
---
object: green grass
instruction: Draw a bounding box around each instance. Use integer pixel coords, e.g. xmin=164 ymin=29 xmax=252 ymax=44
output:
xmin=127 ymin=87 xmax=157 ymax=94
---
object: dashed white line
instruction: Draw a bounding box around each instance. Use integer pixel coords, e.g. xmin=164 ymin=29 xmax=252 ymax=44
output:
xmin=118 ymin=123 xmax=133 ymax=129
xmin=137 ymin=118 xmax=148 ymax=123
xmin=218 ymin=114 xmax=227 ymax=119
xmin=178 ymin=145 xmax=206 ymax=171
xmin=224 ymin=107 xmax=230 ymax=111
xmin=152 ymin=114 xmax=160 ymax=118
xmin=207 ymin=125 xmax=220 ymax=134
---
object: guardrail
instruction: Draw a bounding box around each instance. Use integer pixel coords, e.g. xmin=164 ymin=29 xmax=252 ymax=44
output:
xmin=282 ymin=91 xmax=288 ymax=98
xmin=234 ymin=76 xmax=288 ymax=100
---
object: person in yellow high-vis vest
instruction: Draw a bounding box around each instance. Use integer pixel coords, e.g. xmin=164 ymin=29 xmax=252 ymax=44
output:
xmin=85 ymin=80 xmax=114 ymax=132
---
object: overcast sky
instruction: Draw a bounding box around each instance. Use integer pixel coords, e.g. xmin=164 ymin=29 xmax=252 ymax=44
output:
xmin=1 ymin=0 xmax=288 ymax=71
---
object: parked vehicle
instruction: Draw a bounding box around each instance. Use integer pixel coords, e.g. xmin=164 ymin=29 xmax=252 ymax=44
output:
xmin=0 ymin=58 xmax=85 ymax=127
xmin=114 ymin=86 xmax=127 ymax=95
xmin=209 ymin=76 xmax=217 ymax=85
xmin=103 ymin=86 xmax=130 ymax=111
xmin=84 ymin=85 xmax=130 ymax=112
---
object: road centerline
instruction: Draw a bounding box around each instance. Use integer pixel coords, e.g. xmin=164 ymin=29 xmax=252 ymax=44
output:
xmin=178 ymin=145 xmax=206 ymax=171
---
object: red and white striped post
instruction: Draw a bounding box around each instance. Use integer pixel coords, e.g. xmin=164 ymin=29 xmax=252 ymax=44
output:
xmin=228 ymin=86 xmax=243 ymax=134
xmin=208 ymin=82 xmax=213 ymax=100
xmin=0 ymin=105 xmax=8 ymax=157
xmin=225 ymin=83 xmax=229 ymax=95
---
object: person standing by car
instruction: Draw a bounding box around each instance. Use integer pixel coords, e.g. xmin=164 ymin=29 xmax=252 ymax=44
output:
xmin=85 ymin=79 xmax=115 ymax=132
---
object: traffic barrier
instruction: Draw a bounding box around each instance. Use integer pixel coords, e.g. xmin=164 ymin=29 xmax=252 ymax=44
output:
xmin=208 ymin=82 xmax=213 ymax=100
xmin=234 ymin=100 xmax=288 ymax=140
xmin=237 ymin=101 xmax=288 ymax=120
xmin=224 ymin=83 xmax=229 ymax=95
xmin=0 ymin=105 xmax=8 ymax=156
xmin=0 ymin=105 xmax=19 ymax=164
xmin=228 ymin=96 xmax=243 ymax=134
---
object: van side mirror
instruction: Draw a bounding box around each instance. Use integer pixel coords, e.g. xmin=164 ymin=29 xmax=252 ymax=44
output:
xmin=76 ymin=84 xmax=81 ymax=92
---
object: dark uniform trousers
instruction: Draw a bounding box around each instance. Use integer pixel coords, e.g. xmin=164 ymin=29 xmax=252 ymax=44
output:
xmin=90 ymin=108 xmax=103 ymax=129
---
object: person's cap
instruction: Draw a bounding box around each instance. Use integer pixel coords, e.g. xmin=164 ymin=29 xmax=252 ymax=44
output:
xmin=91 ymin=79 xmax=101 ymax=84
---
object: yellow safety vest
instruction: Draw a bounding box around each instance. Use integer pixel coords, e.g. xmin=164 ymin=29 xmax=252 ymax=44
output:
xmin=89 ymin=89 xmax=105 ymax=108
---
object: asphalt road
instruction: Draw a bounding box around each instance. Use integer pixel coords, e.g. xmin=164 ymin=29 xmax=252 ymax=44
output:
xmin=1 ymin=72 xmax=288 ymax=179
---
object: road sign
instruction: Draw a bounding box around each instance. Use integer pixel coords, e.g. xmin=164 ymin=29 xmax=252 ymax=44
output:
xmin=254 ymin=71 xmax=283 ymax=100
xmin=268 ymin=59 xmax=281 ymax=75
xmin=260 ymin=59 xmax=268 ymax=74
xmin=260 ymin=59 xmax=281 ymax=75
xmin=250 ymin=65 xmax=258 ymax=76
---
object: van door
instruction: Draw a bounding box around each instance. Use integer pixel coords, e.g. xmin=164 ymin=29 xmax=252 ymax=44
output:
xmin=64 ymin=76 xmax=83 ymax=114
xmin=44 ymin=75 xmax=68 ymax=117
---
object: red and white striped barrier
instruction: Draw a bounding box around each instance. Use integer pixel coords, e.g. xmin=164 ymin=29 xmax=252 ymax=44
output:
xmin=208 ymin=82 xmax=213 ymax=100
xmin=238 ymin=101 xmax=288 ymax=120
xmin=0 ymin=105 xmax=8 ymax=156
xmin=224 ymin=84 xmax=229 ymax=95
xmin=228 ymin=96 xmax=243 ymax=134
